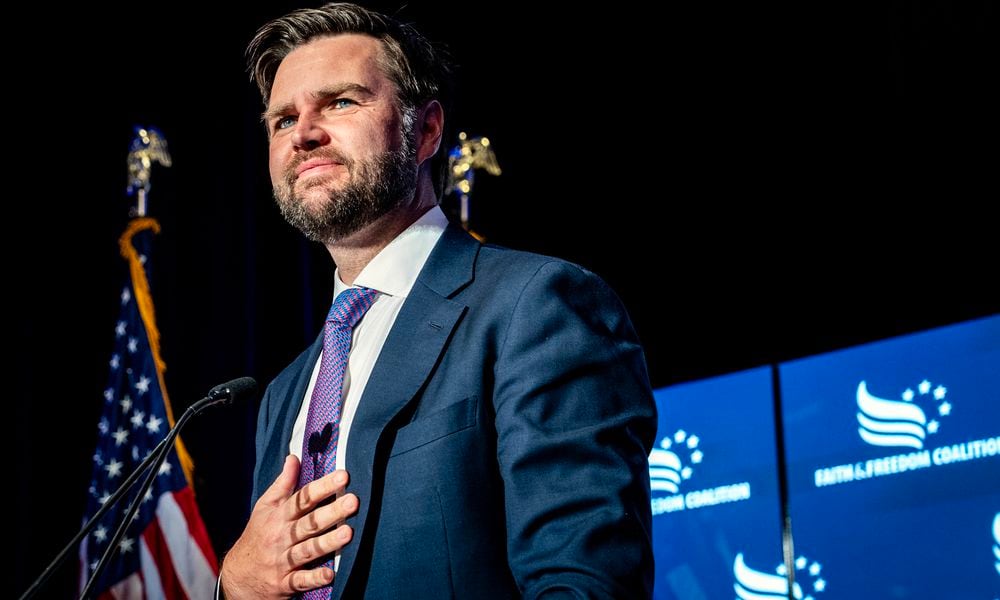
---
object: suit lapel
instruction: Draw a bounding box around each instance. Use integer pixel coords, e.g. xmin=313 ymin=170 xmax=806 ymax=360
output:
xmin=254 ymin=333 xmax=323 ymax=503
xmin=333 ymin=224 xmax=479 ymax=597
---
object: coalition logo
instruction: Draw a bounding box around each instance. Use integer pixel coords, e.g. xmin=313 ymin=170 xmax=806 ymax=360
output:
xmin=649 ymin=429 xmax=702 ymax=494
xmin=993 ymin=513 xmax=999 ymax=576
xmin=856 ymin=379 xmax=950 ymax=449
xmin=814 ymin=379 xmax=999 ymax=488
xmin=649 ymin=429 xmax=751 ymax=516
xmin=733 ymin=552 xmax=826 ymax=600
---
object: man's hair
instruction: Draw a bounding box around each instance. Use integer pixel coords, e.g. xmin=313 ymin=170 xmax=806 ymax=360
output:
xmin=246 ymin=2 xmax=454 ymax=197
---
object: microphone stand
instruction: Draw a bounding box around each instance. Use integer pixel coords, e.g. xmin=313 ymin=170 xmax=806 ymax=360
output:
xmin=20 ymin=377 xmax=255 ymax=600
xmin=18 ymin=435 xmax=171 ymax=600
xmin=80 ymin=403 xmax=199 ymax=599
xmin=80 ymin=388 xmax=240 ymax=599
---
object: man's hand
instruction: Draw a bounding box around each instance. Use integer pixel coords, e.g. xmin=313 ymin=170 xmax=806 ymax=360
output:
xmin=220 ymin=455 xmax=359 ymax=599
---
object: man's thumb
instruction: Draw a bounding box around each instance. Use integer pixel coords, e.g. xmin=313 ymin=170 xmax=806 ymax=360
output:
xmin=258 ymin=454 xmax=299 ymax=505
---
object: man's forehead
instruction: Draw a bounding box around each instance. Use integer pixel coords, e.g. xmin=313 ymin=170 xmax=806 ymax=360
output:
xmin=270 ymin=34 xmax=387 ymax=96
xmin=281 ymin=34 xmax=384 ymax=73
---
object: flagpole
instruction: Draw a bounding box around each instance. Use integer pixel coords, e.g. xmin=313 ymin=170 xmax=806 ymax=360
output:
xmin=69 ymin=126 xmax=220 ymax=598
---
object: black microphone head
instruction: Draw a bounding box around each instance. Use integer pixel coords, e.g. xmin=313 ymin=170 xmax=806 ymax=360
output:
xmin=207 ymin=377 xmax=258 ymax=404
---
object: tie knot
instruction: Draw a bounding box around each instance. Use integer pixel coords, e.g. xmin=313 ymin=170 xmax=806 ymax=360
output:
xmin=327 ymin=287 xmax=378 ymax=328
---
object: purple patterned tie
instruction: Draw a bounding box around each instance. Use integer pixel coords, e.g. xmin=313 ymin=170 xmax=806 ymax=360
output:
xmin=299 ymin=286 xmax=379 ymax=488
xmin=298 ymin=287 xmax=377 ymax=600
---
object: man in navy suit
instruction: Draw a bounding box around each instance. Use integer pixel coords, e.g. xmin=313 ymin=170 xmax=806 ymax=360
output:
xmin=220 ymin=4 xmax=656 ymax=598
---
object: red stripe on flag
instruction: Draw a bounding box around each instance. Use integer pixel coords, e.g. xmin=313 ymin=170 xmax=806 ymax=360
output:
xmin=143 ymin=517 xmax=189 ymax=600
xmin=171 ymin=487 xmax=220 ymax=571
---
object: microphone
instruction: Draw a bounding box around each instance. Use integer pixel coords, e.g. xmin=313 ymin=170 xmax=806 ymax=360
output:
xmin=207 ymin=376 xmax=258 ymax=406
xmin=20 ymin=377 xmax=257 ymax=600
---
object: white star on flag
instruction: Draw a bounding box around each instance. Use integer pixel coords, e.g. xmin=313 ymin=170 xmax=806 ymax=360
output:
xmin=119 ymin=537 xmax=135 ymax=554
xmin=144 ymin=488 xmax=154 ymax=503
xmin=814 ymin=578 xmax=826 ymax=592
xmin=933 ymin=385 xmax=947 ymax=400
xmin=939 ymin=401 xmax=952 ymax=416
xmin=687 ymin=435 xmax=699 ymax=448
xmin=94 ymin=526 xmax=107 ymax=543
xmin=918 ymin=380 xmax=931 ymax=394
xmin=776 ymin=564 xmax=787 ymax=576
xmin=109 ymin=355 xmax=120 ymax=369
xmin=120 ymin=396 xmax=132 ymax=414
xmin=681 ymin=466 xmax=692 ymax=480
xmin=121 ymin=287 xmax=131 ymax=304
xmin=691 ymin=449 xmax=704 ymax=464
xmin=127 ymin=337 xmax=138 ymax=354
xmin=115 ymin=321 xmax=127 ymax=337
xmin=103 ymin=388 xmax=114 ymax=402
xmin=674 ymin=430 xmax=687 ymax=443
xmin=112 ymin=427 xmax=129 ymax=446
xmin=927 ymin=420 xmax=940 ymax=434
xmin=98 ymin=418 xmax=109 ymax=435
xmin=146 ymin=415 xmax=163 ymax=434
xmin=902 ymin=388 xmax=915 ymax=401
xmin=796 ymin=556 xmax=807 ymax=569
xmin=659 ymin=438 xmax=672 ymax=450
xmin=90 ymin=560 xmax=99 ymax=573
xmin=130 ymin=410 xmax=145 ymax=429
xmin=135 ymin=375 xmax=151 ymax=395
xmin=105 ymin=459 xmax=123 ymax=479
xmin=159 ymin=461 xmax=173 ymax=476
xmin=93 ymin=452 xmax=103 ymax=466
xmin=98 ymin=491 xmax=112 ymax=506
xmin=809 ymin=562 xmax=822 ymax=576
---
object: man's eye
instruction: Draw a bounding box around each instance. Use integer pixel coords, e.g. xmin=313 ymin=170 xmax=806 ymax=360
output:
xmin=276 ymin=116 xmax=296 ymax=130
xmin=331 ymin=99 xmax=356 ymax=109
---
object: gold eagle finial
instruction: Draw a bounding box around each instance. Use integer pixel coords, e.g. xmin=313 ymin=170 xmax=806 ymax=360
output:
xmin=126 ymin=126 xmax=172 ymax=216
xmin=446 ymin=132 xmax=501 ymax=237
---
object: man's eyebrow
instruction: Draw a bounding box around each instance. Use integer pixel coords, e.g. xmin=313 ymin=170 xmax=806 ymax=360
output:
xmin=261 ymin=83 xmax=377 ymax=123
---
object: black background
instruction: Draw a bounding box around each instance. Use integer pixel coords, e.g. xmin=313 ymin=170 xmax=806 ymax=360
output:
xmin=14 ymin=2 xmax=997 ymax=596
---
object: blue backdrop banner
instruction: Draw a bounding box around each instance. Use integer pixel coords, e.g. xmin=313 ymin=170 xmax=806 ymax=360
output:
xmin=780 ymin=314 xmax=1000 ymax=599
xmin=651 ymin=367 xmax=785 ymax=600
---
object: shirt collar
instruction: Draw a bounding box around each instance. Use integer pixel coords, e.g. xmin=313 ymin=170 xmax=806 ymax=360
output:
xmin=333 ymin=205 xmax=449 ymax=299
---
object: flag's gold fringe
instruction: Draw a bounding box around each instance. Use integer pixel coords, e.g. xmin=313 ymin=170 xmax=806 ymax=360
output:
xmin=119 ymin=218 xmax=196 ymax=490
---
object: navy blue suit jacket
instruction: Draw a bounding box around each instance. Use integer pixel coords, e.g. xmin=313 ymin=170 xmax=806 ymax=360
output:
xmin=251 ymin=225 xmax=656 ymax=599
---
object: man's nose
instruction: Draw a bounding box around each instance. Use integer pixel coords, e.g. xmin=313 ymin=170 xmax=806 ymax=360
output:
xmin=291 ymin=115 xmax=330 ymax=151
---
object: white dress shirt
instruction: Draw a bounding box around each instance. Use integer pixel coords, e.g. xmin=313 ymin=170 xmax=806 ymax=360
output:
xmin=288 ymin=206 xmax=447 ymax=465
xmin=289 ymin=205 xmax=448 ymax=465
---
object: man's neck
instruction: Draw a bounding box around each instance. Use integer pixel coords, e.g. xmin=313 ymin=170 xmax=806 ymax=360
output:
xmin=325 ymin=189 xmax=437 ymax=285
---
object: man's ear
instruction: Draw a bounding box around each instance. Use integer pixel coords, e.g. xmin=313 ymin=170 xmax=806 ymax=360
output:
xmin=415 ymin=99 xmax=444 ymax=167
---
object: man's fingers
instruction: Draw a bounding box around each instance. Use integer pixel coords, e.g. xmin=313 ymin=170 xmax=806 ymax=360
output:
xmin=257 ymin=455 xmax=300 ymax=506
xmin=288 ymin=469 xmax=350 ymax=518
xmin=287 ymin=525 xmax=354 ymax=569
xmin=285 ymin=565 xmax=335 ymax=593
xmin=291 ymin=493 xmax=359 ymax=541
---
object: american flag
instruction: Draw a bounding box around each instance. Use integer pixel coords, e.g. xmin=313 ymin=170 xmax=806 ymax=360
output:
xmin=79 ymin=220 xmax=218 ymax=599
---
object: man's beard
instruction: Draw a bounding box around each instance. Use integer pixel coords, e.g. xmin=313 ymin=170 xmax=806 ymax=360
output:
xmin=273 ymin=128 xmax=418 ymax=244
